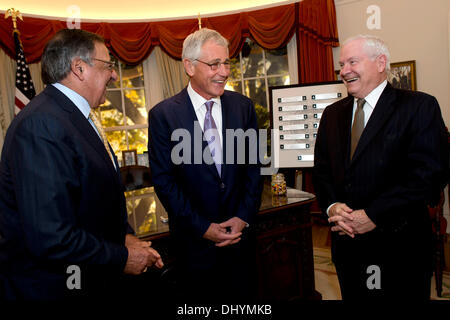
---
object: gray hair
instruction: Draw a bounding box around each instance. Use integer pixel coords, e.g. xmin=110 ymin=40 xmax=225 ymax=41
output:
xmin=343 ymin=35 xmax=391 ymax=72
xmin=182 ymin=28 xmax=229 ymax=61
xmin=41 ymin=29 xmax=104 ymax=84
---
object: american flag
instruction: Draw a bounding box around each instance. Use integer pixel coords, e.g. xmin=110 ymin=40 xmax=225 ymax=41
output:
xmin=14 ymin=31 xmax=35 ymax=115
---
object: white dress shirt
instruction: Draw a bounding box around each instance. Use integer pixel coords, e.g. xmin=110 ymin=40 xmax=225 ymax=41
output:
xmin=187 ymin=82 xmax=223 ymax=148
xmin=52 ymin=83 xmax=100 ymax=137
xmin=350 ymin=80 xmax=387 ymax=127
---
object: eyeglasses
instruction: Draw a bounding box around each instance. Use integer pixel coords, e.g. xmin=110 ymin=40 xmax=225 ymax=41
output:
xmin=194 ymin=59 xmax=231 ymax=71
xmin=91 ymin=58 xmax=117 ymax=70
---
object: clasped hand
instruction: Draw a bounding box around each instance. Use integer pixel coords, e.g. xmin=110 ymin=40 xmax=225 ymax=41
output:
xmin=203 ymin=217 xmax=247 ymax=247
xmin=124 ymin=234 xmax=164 ymax=275
xmin=328 ymin=203 xmax=376 ymax=238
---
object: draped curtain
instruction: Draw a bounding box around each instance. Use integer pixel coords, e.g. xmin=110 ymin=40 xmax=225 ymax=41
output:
xmin=0 ymin=49 xmax=15 ymax=141
xmin=142 ymin=47 xmax=188 ymax=111
xmin=0 ymin=52 xmax=44 ymax=143
xmin=297 ymin=0 xmax=339 ymax=83
xmin=0 ymin=0 xmax=339 ymax=78
xmin=154 ymin=47 xmax=189 ymax=99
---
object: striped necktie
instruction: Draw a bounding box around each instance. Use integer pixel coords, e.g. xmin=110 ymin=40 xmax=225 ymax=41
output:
xmin=350 ymin=98 xmax=366 ymax=160
xmin=204 ymin=101 xmax=222 ymax=175
xmin=89 ymin=110 xmax=114 ymax=164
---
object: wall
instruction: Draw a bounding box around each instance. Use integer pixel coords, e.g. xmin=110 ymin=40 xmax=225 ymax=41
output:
xmin=333 ymin=0 xmax=450 ymax=231
xmin=334 ymin=0 xmax=450 ymax=124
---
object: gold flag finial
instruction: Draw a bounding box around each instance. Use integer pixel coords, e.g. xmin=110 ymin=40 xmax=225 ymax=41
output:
xmin=5 ymin=8 xmax=23 ymax=31
xmin=198 ymin=13 xmax=202 ymax=30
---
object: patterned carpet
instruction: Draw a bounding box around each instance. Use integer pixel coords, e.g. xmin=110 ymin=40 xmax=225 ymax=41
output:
xmin=313 ymin=247 xmax=450 ymax=300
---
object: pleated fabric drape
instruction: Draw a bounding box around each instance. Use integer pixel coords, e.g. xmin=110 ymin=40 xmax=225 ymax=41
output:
xmin=0 ymin=0 xmax=339 ymax=79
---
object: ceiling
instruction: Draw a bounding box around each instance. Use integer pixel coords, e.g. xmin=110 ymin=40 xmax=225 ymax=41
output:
xmin=2 ymin=0 xmax=297 ymax=21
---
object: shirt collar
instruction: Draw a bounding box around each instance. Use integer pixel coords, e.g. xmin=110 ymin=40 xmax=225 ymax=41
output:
xmin=355 ymin=79 xmax=387 ymax=110
xmin=52 ymin=83 xmax=91 ymax=118
xmin=187 ymin=82 xmax=221 ymax=112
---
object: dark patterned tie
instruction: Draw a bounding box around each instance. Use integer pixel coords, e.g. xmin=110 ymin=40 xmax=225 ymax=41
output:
xmin=350 ymin=98 xmax=366 ymax=160
xmin=204 ymin=101 xmax=222 ymax=174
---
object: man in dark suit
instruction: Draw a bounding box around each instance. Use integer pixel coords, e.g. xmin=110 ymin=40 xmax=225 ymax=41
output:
xmin=0 ymin=29 xmax=163 ymax=300
xmin=313 ymin=35 xmax=448 ymax=299
xmin=148 ymin=28 xmax=262 ymax=301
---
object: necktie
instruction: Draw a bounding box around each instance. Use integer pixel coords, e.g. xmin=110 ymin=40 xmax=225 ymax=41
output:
xmin=350 ymin=98 xmax=366 ymax=160
xmin=203 ymin=101 xmax=222 ymax=175
xmin=89 ymin=110 xmax=114 ymax=164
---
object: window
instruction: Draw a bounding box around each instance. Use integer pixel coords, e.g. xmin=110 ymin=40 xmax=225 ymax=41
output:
xmin=96 ymin=61 xmax=148 ymax=165
xmin=226 ymin=38 xmax=291 ymax=128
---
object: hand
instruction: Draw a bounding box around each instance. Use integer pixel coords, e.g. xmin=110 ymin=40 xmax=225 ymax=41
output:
xmin=328 ymin=202 xmax=355 ymax=238
xmin=125 ymin=234 xmax=151 ymax=248
xmin=203 ymin=222 xmax=242 ymax=247
xmin=346 ymin=209 xmax=376 ymax=235
xmin=124 ymin=235 xmax=164 ymax=275
xmin=219 ymin=217 xmax=247 ymax=234
xmin=217 ymin=217 xmax=248 ymax=247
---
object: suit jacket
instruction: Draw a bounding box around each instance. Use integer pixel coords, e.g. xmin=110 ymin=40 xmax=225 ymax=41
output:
xmin=148 ymin=88 xmax=262 ymax=270
xmin=0 ymin=85 xmax=129 ymax=299
xmin=313 ymin=83 xmax=448 ymax=264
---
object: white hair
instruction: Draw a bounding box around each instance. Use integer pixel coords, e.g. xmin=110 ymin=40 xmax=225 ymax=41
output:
xmin=343 ymin=35 xmax=391 ymax=72
xmin=182 ymin=28 xmax=229 ymax=61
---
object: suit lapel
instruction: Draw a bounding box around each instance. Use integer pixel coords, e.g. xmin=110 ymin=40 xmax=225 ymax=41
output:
xmin=177 ymin=89 xmax=221 ymax=180
xmin=45 ymin=86 xmax=119 ymax=175
xmin=71 ymin=111 xmax=119 ymax=175
xmin=339 ymin=97 xmax=354 ymax=169
xmin=351 ymin=83 xmax=397 ymax=163
xmin=220 ymin=93 xmax=232 ymax=181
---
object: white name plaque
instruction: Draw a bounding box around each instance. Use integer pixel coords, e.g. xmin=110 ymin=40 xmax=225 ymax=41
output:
xmin=312 ymin=92 xmax=342 ymax=100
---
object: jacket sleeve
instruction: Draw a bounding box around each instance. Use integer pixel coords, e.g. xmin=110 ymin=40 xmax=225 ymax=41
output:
xmin=365 ymin=95 xmax=449 ymax=225
xmin=313 ymin=108 xmax=340 ymax=214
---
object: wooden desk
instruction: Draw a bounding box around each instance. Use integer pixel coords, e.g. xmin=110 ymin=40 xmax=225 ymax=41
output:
xmin=256 ymin=186 xmax=320 ymax=300
xmin=125 ymin=184 xmax=320 ymax=300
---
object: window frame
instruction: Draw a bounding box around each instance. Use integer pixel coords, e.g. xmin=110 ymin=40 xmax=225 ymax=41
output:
xmin=227 ymin=36 xmax=297 ymax=111
xmin=100 ymin=61 xmax=148 ymax=157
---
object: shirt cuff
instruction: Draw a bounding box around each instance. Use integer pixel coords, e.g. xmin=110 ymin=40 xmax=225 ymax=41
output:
xmin=326 ymin=202 xmax=337 ymax=216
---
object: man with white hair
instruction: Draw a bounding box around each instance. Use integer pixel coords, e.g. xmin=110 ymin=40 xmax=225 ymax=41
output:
xmin=148 ymin=28 xmax=262 ymax=301
xmin=313 ymin=35 xmax=448 ymax=299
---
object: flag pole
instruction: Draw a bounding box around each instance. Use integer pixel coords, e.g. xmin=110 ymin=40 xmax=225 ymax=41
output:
xmin=4 ymin=8 xmax=23 ymax=36
xmin=5 ymin=8 xmax=36 ymax=115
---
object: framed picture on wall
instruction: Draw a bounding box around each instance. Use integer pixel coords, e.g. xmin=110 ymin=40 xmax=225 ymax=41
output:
xmin=334 ymin=70 xmax=342 ymax=81
xmin=137 ymin=151 xmax=149 ymax=167
xmin=388 ymin=60 xmax=417 ymax=91
xmin=122 ymin=149 xmax=137 ymax=166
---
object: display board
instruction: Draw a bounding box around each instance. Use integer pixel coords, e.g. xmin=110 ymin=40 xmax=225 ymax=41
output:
xmin=269 ymin=81 xmax=348 ymax=168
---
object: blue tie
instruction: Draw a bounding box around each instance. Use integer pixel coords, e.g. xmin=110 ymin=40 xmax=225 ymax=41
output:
xmin=204 ymin=101 xmax=222 ymax=175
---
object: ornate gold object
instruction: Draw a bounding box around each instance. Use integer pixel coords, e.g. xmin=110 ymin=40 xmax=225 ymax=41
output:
xmin=5 ymin=8 xmax=23 ymax=31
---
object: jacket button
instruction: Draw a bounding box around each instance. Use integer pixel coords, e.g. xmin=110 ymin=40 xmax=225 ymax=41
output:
xmin=220 ymin=183 xmax=225 ymax=189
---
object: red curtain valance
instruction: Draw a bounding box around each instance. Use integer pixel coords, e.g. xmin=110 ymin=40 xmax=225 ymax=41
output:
xmin=0 ymin=0 xmax=338 ymax=74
